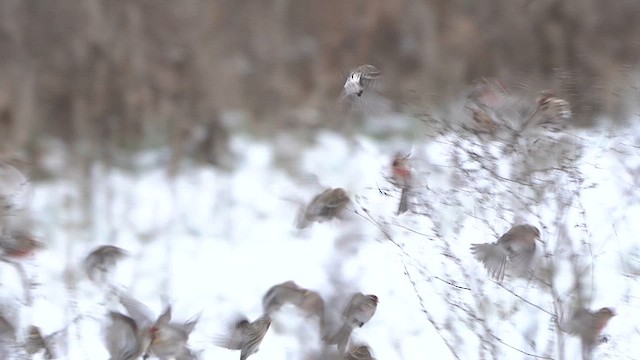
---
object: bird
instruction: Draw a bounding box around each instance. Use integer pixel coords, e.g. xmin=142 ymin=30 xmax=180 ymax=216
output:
xmin=522 ymin=90 xmax=571 ymax=133
xmin=325 ymin=293 xmax=378 ymax=355
xmin=111 ymin=289 xmax=174 ymax=358
xmin=297 ymin=188 xmax=350 ymax=229
xmin=104 ymin=311 xmax=153 ymax=360
xmin=342 ymin=65 xmax=382 ymax=98
xmin=148 ymin=313 xmax=199 ymax=360
xmin=262 ymin=281 xmax=326 ymax=329
xmin=25 ymin=325 xmax=57 ymax=359
xmin=470 ymin=224 xmax=539 ymax=282
xmin=466 ymin=106 xmax=499 ymax=135
xmin=0 ymin=229 xmax=43 ymax=260
xmin=344 ymin=344 xmax=376 ymax=360
xmin=390 ymin=153 xmax=412 ymax=215
xmin=214 ymin=314 xmax=271 ymax=360
xmin=564 ymin=307 xmax=616 ymax=359
xmin=84 ymin=245 xmax=128 ymax=283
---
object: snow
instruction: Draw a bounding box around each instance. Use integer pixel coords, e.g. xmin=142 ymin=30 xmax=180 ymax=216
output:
xmin=3 ymin=116 xmax=640 ymax=359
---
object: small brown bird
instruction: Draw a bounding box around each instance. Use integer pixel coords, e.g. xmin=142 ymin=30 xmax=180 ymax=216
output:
xmin=214 ymin=314 xmax=271 ymax=360
xmin=470 ymin=224 xmax=539 ymax=282
xmin=84 ymin=245 xmax=128 ymax=283
xmin=390 ymin=153 xmax=412 ymax=215
xmin=344 ymin=344 xmax=376 ymax=360
xmin=262 ymin=281 xmax=326 ymax=330
xmin=523 ymin=91 xmax=571 ymax=132
xmin=565 ymin=307 xmax=616 ymax=359
xmin=297 ymin=188 xmax=350 ymax=229
xmin=343 ymin=65 xmax=382 ymax=98
xmin=325 ymin=293 xmax=378 ymax=355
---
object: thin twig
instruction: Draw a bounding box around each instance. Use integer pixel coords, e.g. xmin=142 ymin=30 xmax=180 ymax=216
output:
xmin=489 ymin=334 xmax=554 ymax=359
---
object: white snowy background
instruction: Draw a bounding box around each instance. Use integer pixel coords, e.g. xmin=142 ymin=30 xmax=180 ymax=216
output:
xmin=1 ymin=105 xmax=640 ymax=360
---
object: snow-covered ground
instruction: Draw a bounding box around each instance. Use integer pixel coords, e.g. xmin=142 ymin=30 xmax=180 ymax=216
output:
xmin=2 ymin=115 xmax=640 ymax=359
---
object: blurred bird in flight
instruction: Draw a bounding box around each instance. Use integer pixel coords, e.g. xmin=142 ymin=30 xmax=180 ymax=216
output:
xmin=344 ymin=344 xmax=376 ymax=360
xmin=470 ymin=224 xmax=540 ymax=282
xmin=338 ymin=65 xmax=391 ymax=117
xmin=325 ymin=293 xmax=378 ymax=355
xmin=84 ymin=245 xmax=128 ymax=284
xmin=563 ymin=306 xmax=616 ymax=359
xmin=297 ymin=188 xmax=350 ymax=229
xmin=262 ymin=280 xmax=326 ymax=330
xmin=214 ymin=314 xmax=271 ymax=360
xmin=522 ymin=90 xmax=571 ymax=133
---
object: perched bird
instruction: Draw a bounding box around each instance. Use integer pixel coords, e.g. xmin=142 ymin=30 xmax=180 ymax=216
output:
xmin=214 ymin=314 xmax=271 ymax=360
xmin=390 ymin=153 xmax=412 ymax=215
xmin=104 ymin=311 xmax=152 ymax=360
xmin=344 ymin=344 xmax=376 ymax=360
xmin=325 ymin=293 xmax=378 ymax=355
xmin=84 ymin=245 xmax=128 ymax=283
xmin=297 ymin=188 xmax=350 ymax=229
xmin=149 ymin=313 xmax=200 ymax=360
xmin=522 ymin=90 xmax=571 ymax=132
xmin=564 ymin=307 xmax=616 ymax=359
xmin=470 ymin=224 xmax=539 ymax=282
xmin=262 ymin=281 xmax=326 ymax=329
xmin=0 ymin=230 xmax=43 ymax=260
xmin=343 ymin=65 xmax=382 ymax=98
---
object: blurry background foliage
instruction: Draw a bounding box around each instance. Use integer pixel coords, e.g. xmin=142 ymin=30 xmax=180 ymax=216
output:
xmin=0 ymin=0 xmax=639 ymax=176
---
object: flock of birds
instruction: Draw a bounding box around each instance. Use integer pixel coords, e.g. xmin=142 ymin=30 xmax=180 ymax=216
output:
xmin=0 ymin=64 xmax=617 ymax=360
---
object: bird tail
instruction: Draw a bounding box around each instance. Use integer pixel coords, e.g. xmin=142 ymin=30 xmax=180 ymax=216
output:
xmin=397 ymin=187 xmax=409 ymax=215
xmin=324 ymin=323 xmax=353 ymax=355
xmin=470 ymin=242 xmax=508 ymax=282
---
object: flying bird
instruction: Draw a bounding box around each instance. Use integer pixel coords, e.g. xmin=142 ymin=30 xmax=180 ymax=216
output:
xmin=522 ymin=90 xmax=571 ymax=133
xmin=564 ymin=307 xmax=616 ymax=359
xmin=342 ymin=65 xmax=382 ymax=98
xmin=84 ymin=245 xmax=128 ymax=283
xmin=325 ymin=293 xmax=378 ymax=355
xmin=297 ymin=188 xmax=350 ymax=229
xmin=214 ymin=314 xmax=271 ymax=360
xmin=470 ymin=224 xmax=539 ymax=282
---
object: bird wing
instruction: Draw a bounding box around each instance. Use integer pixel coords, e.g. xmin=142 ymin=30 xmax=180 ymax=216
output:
xmin=105 ymin=312 xmax=139 ymax=358
xmin=214 ymin=316 xmax=249 ymax=350
xmin=117 ymin=292 xmax=155 ymax=328
xmin=343 ymin=293 xmax=365 ymax=319
xmin=358 ymin=65 xmax=382 ymax=80
xmin=155 ymin=304 xmax=172 ymax=327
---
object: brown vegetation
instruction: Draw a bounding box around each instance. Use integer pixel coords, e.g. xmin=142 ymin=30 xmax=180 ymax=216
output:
xmin=0 ymin=0 xmax=638 ymax=172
